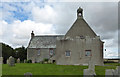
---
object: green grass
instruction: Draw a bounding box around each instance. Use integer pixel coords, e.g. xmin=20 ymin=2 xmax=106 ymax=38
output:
xmin=2 ymin=63 xmax=118 ymax=75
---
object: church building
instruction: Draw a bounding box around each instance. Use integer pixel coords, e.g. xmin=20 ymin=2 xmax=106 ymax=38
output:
xmin=27 ymin=7 xmax=104 ymax=65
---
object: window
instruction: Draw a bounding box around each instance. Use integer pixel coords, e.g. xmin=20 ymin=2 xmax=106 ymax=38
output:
xmin=38 ymin=50 xmax=40 ymax=55
xmin=49 ymin=48 xmax=54 ymax=56
xmin=85 ymin=50 xmax=91 ymax=56
xmin=65 ymin=50 xmax=71 ymax=57
xmin=80 ymin=35 xmax=84 ymax=39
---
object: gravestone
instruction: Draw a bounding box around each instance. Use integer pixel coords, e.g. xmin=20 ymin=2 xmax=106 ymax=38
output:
xmin=113 ymin=66 xmax=118 ymax=75
xmin=8 ymin=56 xmax=15 ymax=66
xmin=105 ymin=69 xmax=114 ymax=75
xmin=7 ymin=59 xmax=9 ymax=64
xmin=88 ymin=60 xmax=95 ymax=71
xmin=32 ymin=60 xmax=35 ymax=63
xmin=105 ymin=66 xmax=120 ymax=77
xmin=24 ymin=72 xmax=32 ymax=77
xmin=17 ymin=58 xmax=20 ymax=63
xmin=0 ymin=57 xmax=3 ymax=64
xmin=83 ymin=60 xmax=96 ymax=76
xmin=24 ymin=60 xmax=26 ymax=63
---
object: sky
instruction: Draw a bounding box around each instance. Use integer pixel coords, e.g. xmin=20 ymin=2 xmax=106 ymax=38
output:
xmin=0 ymin=0 xmax=119 ymax=59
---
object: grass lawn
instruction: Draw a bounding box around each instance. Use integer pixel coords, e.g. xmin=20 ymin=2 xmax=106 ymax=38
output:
xmin=2 ymin=63 xmax=119 ymax=75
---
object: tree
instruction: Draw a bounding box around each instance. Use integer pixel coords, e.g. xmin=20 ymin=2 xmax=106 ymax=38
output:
xmin=14 ymin=46 xmax=27 ymax=62
xmin=2 ymin=43 xmax=15 ymax=63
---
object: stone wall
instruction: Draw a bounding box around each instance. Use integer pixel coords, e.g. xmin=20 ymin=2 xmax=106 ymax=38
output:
xmin=27 ymin=48 xmax=56 ymax=62
xmin=56 ymin=36 xmax=104 ymax=65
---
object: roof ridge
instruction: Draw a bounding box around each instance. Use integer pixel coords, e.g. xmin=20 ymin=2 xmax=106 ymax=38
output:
xmin=34 ymin=35 xmax=64 ymax=37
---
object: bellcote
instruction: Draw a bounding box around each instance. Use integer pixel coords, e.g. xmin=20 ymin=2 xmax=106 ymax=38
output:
xmin=77 ymin=7 xmax=83 ymax=19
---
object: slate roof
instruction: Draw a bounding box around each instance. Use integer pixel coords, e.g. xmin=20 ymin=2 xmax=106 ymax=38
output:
xmin=28 ymin=35 xmax=64 ymax=48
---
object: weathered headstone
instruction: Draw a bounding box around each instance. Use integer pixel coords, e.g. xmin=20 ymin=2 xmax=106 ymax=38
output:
xmin=7 ymin=59 xmax=9 ymax=64
xmin=8 ymin=56 xmax=15 ymax=66
xmin=24 ymin=59 xmax=26 ymax=63
xmin=32 ymin=60 xmax=35 ymax=63
xmin=24 ymin=72 xmax=32 ymax=77
xmin=88 ymin=60 xmax=95 ymax=71
xmin=105 ymin=69 xmax=114 ymax=75
xmin=0 ymin=57 xmax=3 ymax=64
xmin=83 ymin=60 xmax=96 ymax=76
xmin=17 ymin=58 xmax=20 ymax=63
xmin=105 ymin=66 xmax=120 ymax=77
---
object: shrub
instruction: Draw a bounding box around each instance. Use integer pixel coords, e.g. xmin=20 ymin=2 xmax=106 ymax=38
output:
xmin=27 ymin=60 xmax=32 ymax=63
xmin=44 ymin=58 xmax=49 ymax=62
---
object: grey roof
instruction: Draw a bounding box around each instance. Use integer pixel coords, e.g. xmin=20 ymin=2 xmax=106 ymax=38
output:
xmin=28 ymin=35 xmax=64 ymax=48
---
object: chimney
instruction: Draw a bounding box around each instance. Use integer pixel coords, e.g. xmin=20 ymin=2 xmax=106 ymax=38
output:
xmin=31 ymin=31 xmax=34 ymax=38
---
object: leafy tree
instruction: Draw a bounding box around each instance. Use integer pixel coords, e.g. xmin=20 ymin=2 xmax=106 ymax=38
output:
xmin=2 ymin=43 xmax=15 ymax=63
xmin=14 ymin=46 xmax=27 ymax=62
xmin=2 ymin=43 xmax=27 ymax=64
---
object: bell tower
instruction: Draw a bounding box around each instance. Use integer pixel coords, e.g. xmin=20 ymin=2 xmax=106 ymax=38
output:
xmin=77 ymin=7 xmax=83 ymax=18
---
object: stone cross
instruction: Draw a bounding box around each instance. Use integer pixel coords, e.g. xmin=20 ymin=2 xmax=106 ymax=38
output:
xmin=24 ymin=72 xmax=32 ymax=77
xmin=8 ymin=56 xmax=15 ymax=66
xmin=83 ymin=60 xmax=96 ymax=76
xmin=0 ymin=57 xmax=3 ymax=64
xmin=17 ymin=58 xmax=20 ymax=63
xmin=88 ymin=60 xmax=95 ymax=71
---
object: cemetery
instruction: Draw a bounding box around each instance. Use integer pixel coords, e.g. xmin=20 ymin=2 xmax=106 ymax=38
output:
xmin=0 ymin=4 xmax=119 ymax=77
xmin=2 ymin=60 xmax=120 ymax=76
xmin=1 ymin=56 xmax=119 ymax=76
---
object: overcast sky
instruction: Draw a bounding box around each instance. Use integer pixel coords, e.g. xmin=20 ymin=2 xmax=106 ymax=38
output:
xmin=0 ymin=0 xmax=119 ymax=58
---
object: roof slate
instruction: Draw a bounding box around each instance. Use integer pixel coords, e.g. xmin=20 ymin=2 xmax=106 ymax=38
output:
xmin=28 ymin=35 xmax=64 ymax=48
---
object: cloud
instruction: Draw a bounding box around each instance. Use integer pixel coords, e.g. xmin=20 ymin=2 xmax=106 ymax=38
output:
xmin=104 ymin=47 xmax=118 ymax=58
xmin=0 ymin=20 xmax=56 ymax=48
xmin=12 ymin=20 xmax=55 ymax=38
xmin=32 ymin=5 xmax=57 ymax=24
xmin=0 ymin=2 xmax=118 ymax=58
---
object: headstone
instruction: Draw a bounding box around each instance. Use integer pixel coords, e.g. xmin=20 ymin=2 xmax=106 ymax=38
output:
xmin=7 ymin=59 xmax=9 ymax=64
xmin=32 ymin=60 xmax=35 ymax=63
xmin=8 ymin=56 xmax=15 ymax=66
xmin=105 ymin=66 xmax=120 ymax=77
xmin=88 ymin=60 xmax=95 ymax=71
xmin=118 ymin=66 xmax=120 ymax=76
xmin=0 ymin=57 xmax=3 ymax=64
xmin=17 ymin=58 xmax=20 ymax=63
xmin=112 ymin=66 xmax=120 ymax=76
xmin=24 ymin=72 xmax=32 ymax=77
xmin=83 ymin=60 xmax=96 ymax=76
xmin=24 ymin=60 xmax=26 ymax=63
xmin=105 ymin=69 xmax=114 ymax=75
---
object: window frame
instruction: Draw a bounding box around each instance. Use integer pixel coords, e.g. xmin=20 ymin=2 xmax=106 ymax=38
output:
xmin=37 ymin=49 xmax=41 ymax=56
xmin=85 ymin=50 xmax=92 ymax=56
xmin=65 ymin=50 xmax=71 ymax=57
xmin=49 ymin=48 xmax=54 ymax=56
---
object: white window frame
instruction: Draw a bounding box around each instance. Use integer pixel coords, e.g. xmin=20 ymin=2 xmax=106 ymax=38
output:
xmin=65 ymin=50 xmax=71 ymax=57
